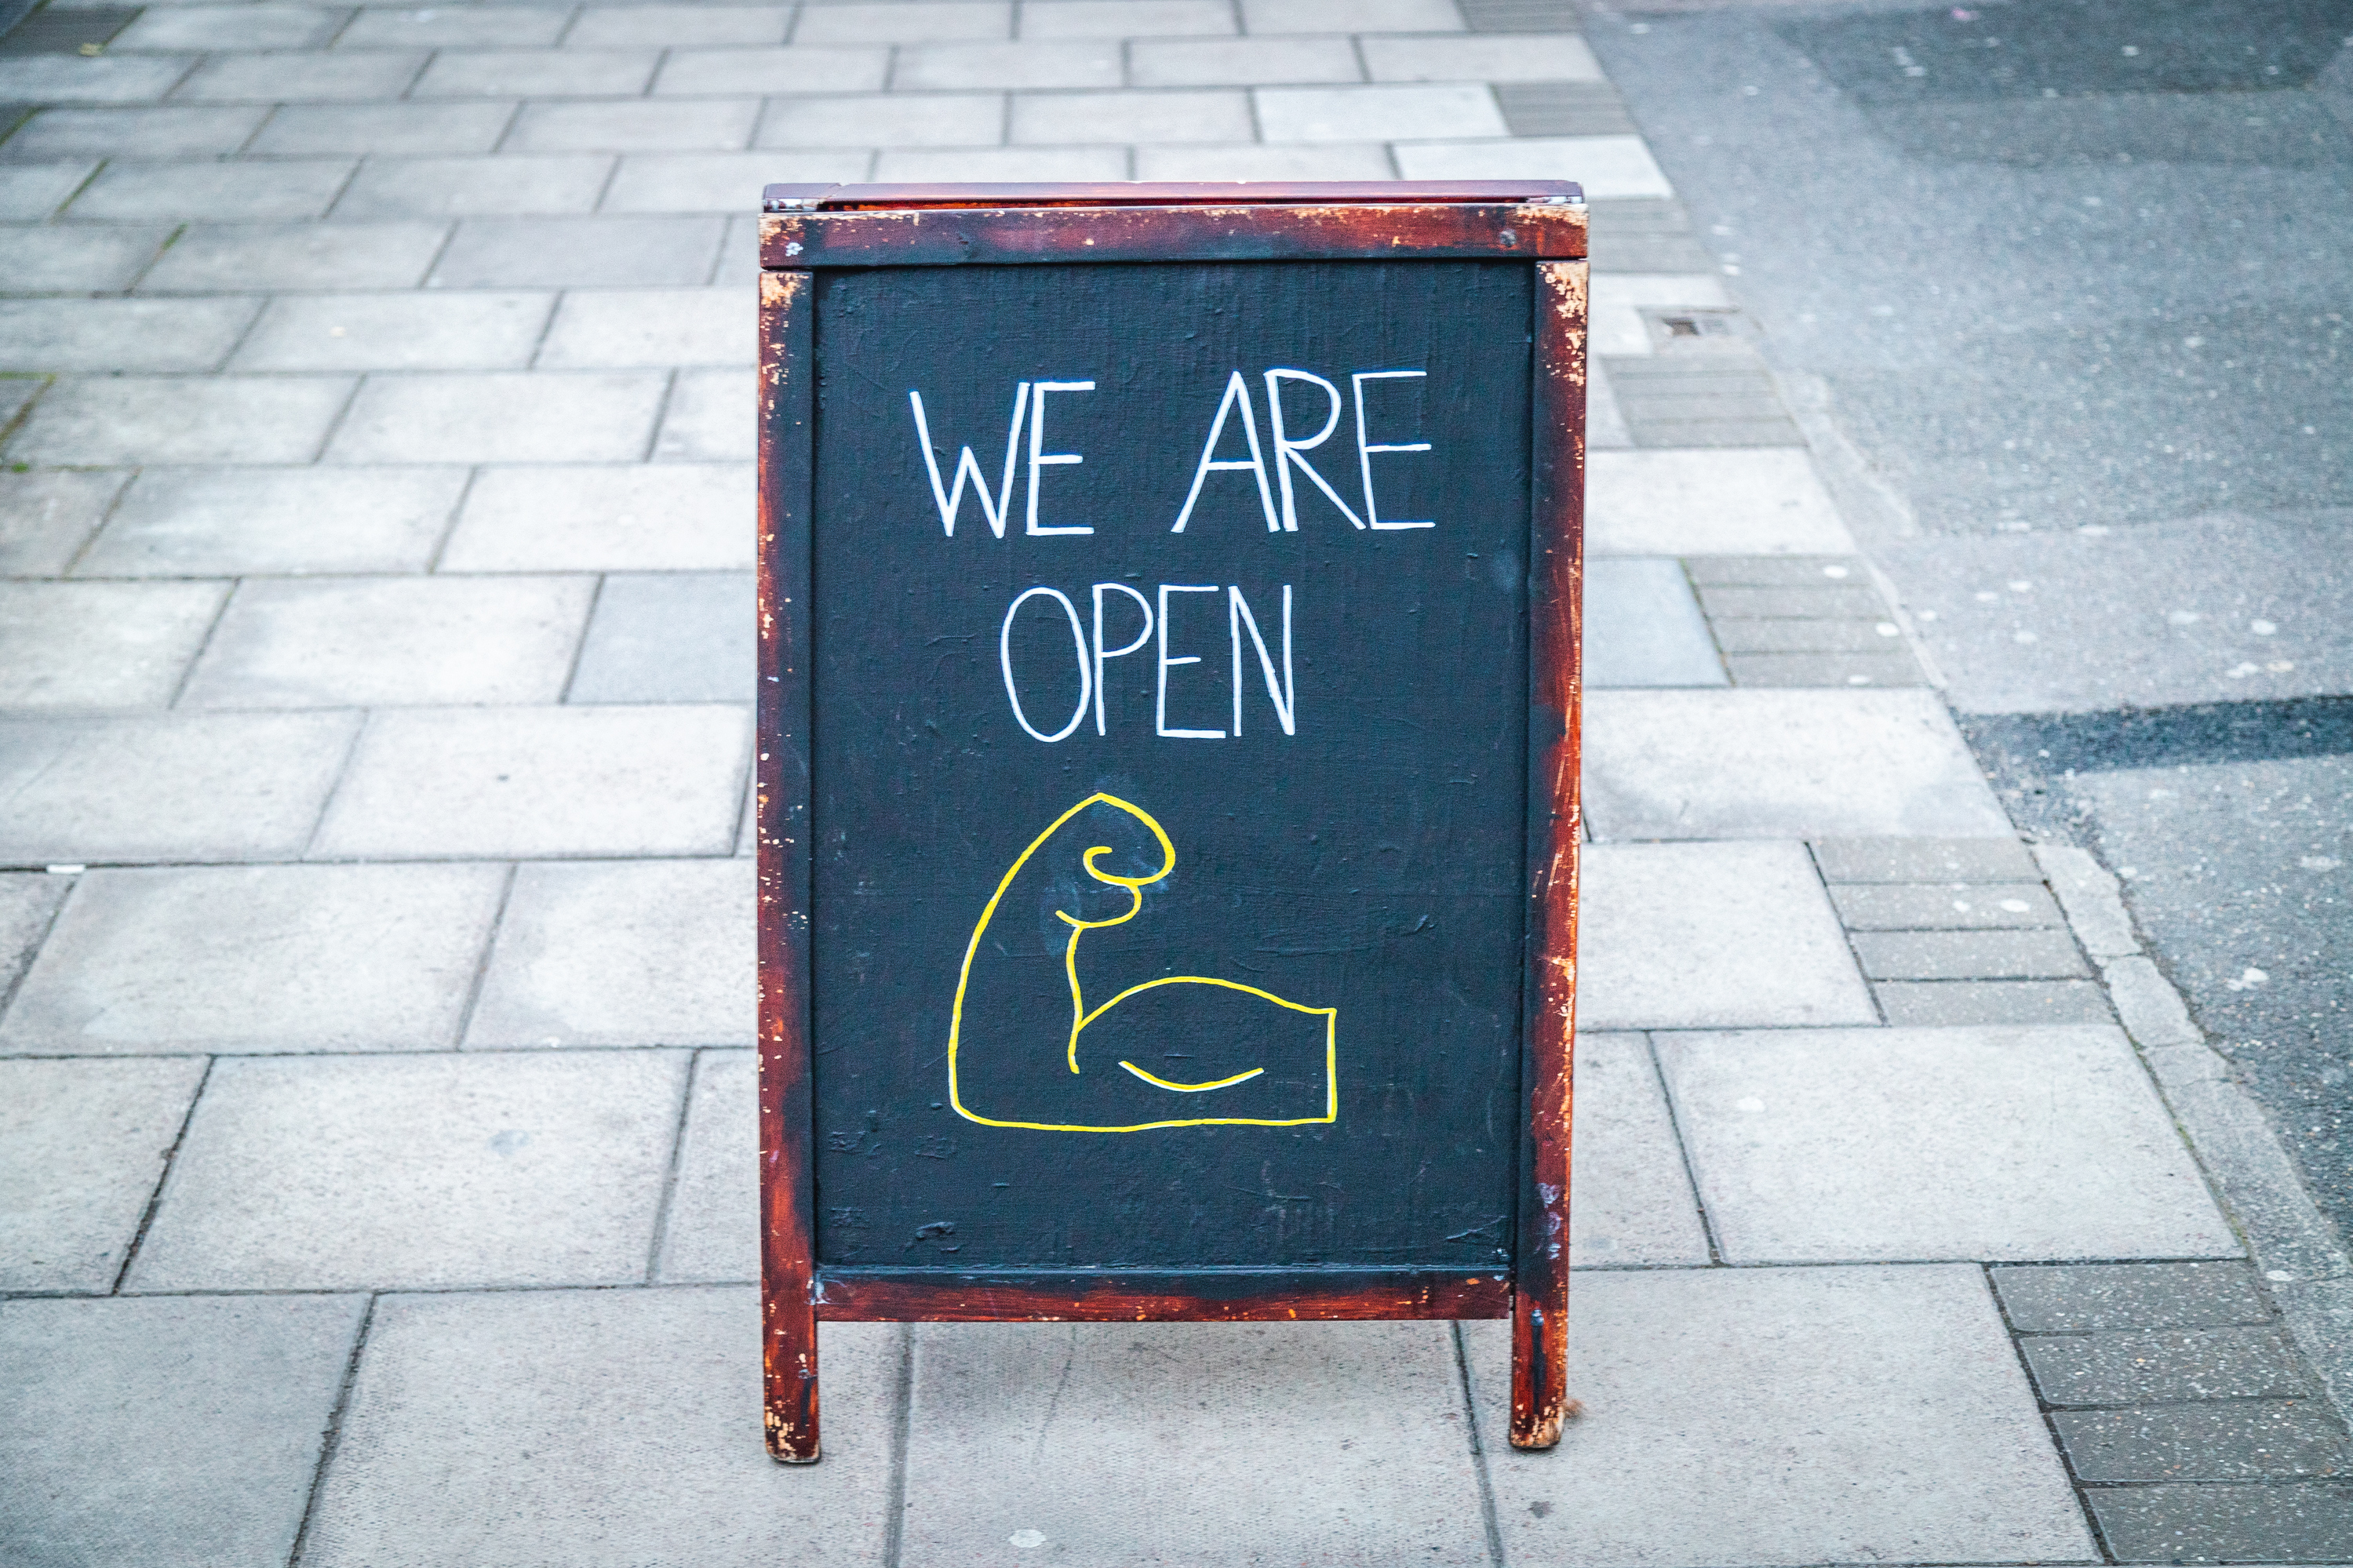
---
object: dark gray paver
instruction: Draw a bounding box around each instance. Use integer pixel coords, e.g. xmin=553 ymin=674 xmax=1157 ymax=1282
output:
xmin=1830 ymin=881 xmax=2064 ymax=930
xmin=1850 ymin=928 xmax=2092 ymax=981
xmin=1812 ymin=835 xmax=2042 ymax=883
xmin=2023 ymin=1327 xmax=2314 ymax=1407
xmin=567 ymin=569 xmax=755 ymax=703
xmin=1608 ymin=353 xmax=1804 ymax=447
xmin=1724 ymin=649 xmax=1925 ymax=686
xmin=1698 ymin=583 xmax=1889 ymax=619
xmin=1711 ymin=617 xmax=1906 ymax=652
xmin=1992 ymin=1261 xmax=2273 ymax=1333
xmin=1496 ymin=78 xmax=1634 ymax=135
xmin=1874 ymin=979 xmax=2114 ymax=1027
xmin=2053 ymin=1402 xmax=2349 ymax=1482
xmin=1586 ymin=196 xmax=1717 ymax=274
xmin=1459 ymin=0 xmax=1583 ymax=31
xmin=2085 ymin=1482 xmax=2353 ymax=1563
xmin=0 ymin=1294 xmax=368 ymax=1568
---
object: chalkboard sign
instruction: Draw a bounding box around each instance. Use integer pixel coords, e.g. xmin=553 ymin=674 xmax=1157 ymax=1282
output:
xmin=756 ymin=182 xmax=1586 ymax=1463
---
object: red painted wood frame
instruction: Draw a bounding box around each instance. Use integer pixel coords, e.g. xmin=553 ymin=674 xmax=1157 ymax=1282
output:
xmin=756 ymin=182 xmax=1586 ymax=1464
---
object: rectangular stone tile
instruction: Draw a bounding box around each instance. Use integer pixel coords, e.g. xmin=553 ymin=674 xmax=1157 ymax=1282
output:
xmin=1580 ymin=841 xmax=1874 ymax=1031
xmin=2053 ymin=1402 xmax=2347 ymax=1482
xmin=1659 ymin=1024 xmax=2237 ymax=1263
xmin=1588 ymin=195 xmax=1713 ymax=273
xmin=1588 ymin=449 xmax=1852 ymax=556
xmin=1022 ymin=0 xmax=1233 ymax=38
xmin=0 ymin=53 xmax=194 ymax=104
xmin=1244 ymin=0 xmax=1462 ymax=28
xmin=566 ymin=5 xmax=789 ymax=48
xmin=0 ymin=871 xmax=71 ymax=1012
xmin=441 ymin=462 xmax=751 ymax=570
xmin=1361 ymin=33 xmax=1600 ymax=82
xmin=0 ymin=297 xmax=258 ymax=373
xmin=413 ymin=48 xmax=658 ymax=99
xmin=1133 ymin=140 xmax=1392 ymax=179
xmin=1010 ymin=87 xmax=1249 ymax=143
xmin=537 ymin=286 xmax=748 ymax=367
xmin=80 ymin=465 xmax=462 ymax=576
xmin=1584 ymin=555 xmax=1725 ymax=688
xmin=468 ymin=857 xmax=751 ymax=1046
xmin=0 ymin=1296 xmax=367 ymax=1568
xmin=1611 ymin=354 xmax=1803 ymax=448
xmin=870 ymin=144 xmax=1126 ymax=181
xmin=2085 ymin=1481 xmax=2353 ymax=1562
xmin=1874 ymin=979 xmax=2113 ymax=1027
xmin=655 ymin=1047 xmax=752 ymax=1280
xmin=2023 ymin=1326 xmax=2311 ymax=1406
xmin=603 ymin=147 xmax=871 ymax=211
xmin=249 ymin=99 xmax=519 ymax=154
xmin=1500 ymin=84 xmax=1636 ymax=144
xmin=904 ymin=1320 xmax=1488 ymax=1565
xmin=1710 ymin=622 xmax=1907 ymax=657
xmin=1588 ymin=271 xmax=1732 ymax=356
xmin=66 ymin=157 xmax=355 ymax=220
xmin=311 ymin=704 xmax=749 ymax=857
xmin=1681 ymin=553 xmax=1870 ymax=588
xmin=1466 ymin=1268 xmax=2096 ymax=1566
xmin=1698 ymin=582 xmax=1885 ymax=619
xmin=1851 ymin=928 xmax=2089 ymax=981
xmin=756 ymin=89 xmax=1000 ymax=147
xmin=567 ymin=569 xmax=753 ymax=701
xmin=114 ymin=4 xmax=343 ymax=49
xmin=0 ymin=225 xmax=166 ymax=294
xmin=654 ymin=365 xmax=749 ymax=460
xmin=0 ymin=470 xmax=125 ymax=576
xmin=342 ymin=4 xmax=572 ymax=48
xmin=2 ymin=864 xmax=505 ymax=1055
xmin=1 ymin=103 xmax=265 ymax=157
xmin=231 ymin=289 xmax=552 ymax=371
xmin=184 ymin=575 xmax=592 ymax=708
xmin=1583 ymin=689 xmax=2012 ymax=840
xmin=1991 ymin=1261 xmax=2271 ymax=1333
xmin=1830 ymin=881 xmax=2063 ymax=930
xmin=796 ymin=1 xmax=1008 ymax=42
xmin=173 ymin=49 xmax=426 ymax=103
xmin=327 ymin=369 xmax=666 ymax=463
xmin=304 ymin=1292 xmax=897 ymax=1566
xmin=127 ymin=1050 xmax=687 ymax=1290
xmin=894 ymin=39 xmax=1121 ymax=89
xmin=0 ymin=1057 xmax=202 ymax=1290
xmin=0 ymin=711 xmax=357 ymax=863
xmin=1813 ymin=835 xmax=2041 ymax=884
xmin=0 ymin=580 xmax=226 ymax=708
xmin=1128 ymin=35 xmax=1360 ymax=86
xmin=506 ymin=96 xmax=757 ymax=151
xmin=428 ymin=213 xmax=725 ymax=286
xmin=0 ymin=161 xmax=99 ymax=220
xmin=1393 ymin=134 xmax=1673 ymax=199
xmin=652 ymin=45 xmax=889 ymax=96
xmin=1571 ymin=1033 xmax=1709 ymax=1266
xmin=1256 ymin=82 xmax=1501 ymax=141
xmin=137 ymin=219 xmax=450 ymax=291
xmin=7 ymin=374 xmax=354 ymax=464
xmin=334 ymin=152 xmax=612 ymax=216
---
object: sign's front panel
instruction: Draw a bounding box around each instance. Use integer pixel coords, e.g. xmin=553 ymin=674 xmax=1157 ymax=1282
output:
xmin=808 ymin=259 xmax=1532 ymax=1275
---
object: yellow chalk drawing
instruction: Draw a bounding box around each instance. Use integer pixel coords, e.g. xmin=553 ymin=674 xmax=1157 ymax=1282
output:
xmin=948 ymin=793 xmax=1339 ymax=1133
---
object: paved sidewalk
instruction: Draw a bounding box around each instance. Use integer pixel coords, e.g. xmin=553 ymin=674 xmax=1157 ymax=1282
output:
xmin=2 ymin=0 xmax=2348 ymax=1563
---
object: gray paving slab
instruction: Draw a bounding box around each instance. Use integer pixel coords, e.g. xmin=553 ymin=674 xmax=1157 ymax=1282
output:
xmin=652 ymin=45 xmax=890 ymax=96
xmin=1610 ymin=355 xmax=1804 ymax=448
xmin=1991 ymin=1261 xmax=2271 ymax=1333
xmin=6 ymin=373 xmax=354 ymax=464
xmin=506 ymin=95 xmax=758 ymax=151
xmin=184 ymin=574 xmax=594 ymax=707
xmin=0 ymin=862 xmax=506 ymax=1053
xmin=1706 ymin=618 xmax=1905 ymax=654
xmin=341 ymin=4 xmax=573 ymax=49
xmin=309 ymin=703 xmax=749 ymax=858
xmin=0 ymin=1056 xmax=203 ymax=1290
xmin=467 ymin=857 xmax=752 ymax=1046
xmin=567 ymin=569 xmax=754 ymax=700
xmin=0 ymin=1294 xmax=368 ymax=1568
xmin=1583 ymin=689 xmax=2013 ymax=840
xmin=230 ymin=288 xmax=552 ymax=372
xmin=172 ymin=49 xmax=427 ymax=103
xmin=0 ymin=161 xmax=99 ymax=221
xmin=0 ymin=870 xmax=67 ymax=1004
xmin=796 ymin=0 xmax=1007 ymax=43
xmin=412 ymin=47 xmax=658 ymax=99
xmin=1495 ymin=84 xmax=1637 ymax=144
xmin=0 ymin=711 xmax=357 ymax=864
xmin=1587 ymin=355 xmax=1634 ymax=448
xmin=428 ymin=213 xmax=725 ymax=286
xmin=440 ymin=460 xmax=752 ymax=570
xmin=1008 ymin=87 xmax=1250 ymax=144
xmin=127 ymin=1050 xmax=688 ymax=1290
xmin=2085 ymin=1480 xmax=2353 ymax=1563
xmin=0 ymin=53 xmax=195 ymax=104
xmin=603 ymin=147 xmax=872 ymax=211
xmin=2052 ymin=1402 xmax=2348 ymax=1482
xmin=653 ymin=366 xmax=749 ymax=460
xmin=892 ymin=39 xmax=1120 ymax=89
xmin=304 ymin=1292 xmax=898 ymax=1566
xmin=655 ymin=1046 xmax=752 ymax=1281
xmin=334 ymin=152 xmax=614 ymax=217
xmin=0 ymin=469 xmax=126 ymax=576
xmin=871 ymin=144 xmax=1127 ymax=181
xmin=0 ymin=223 xmax=171 ymax=293
xmin=566 ymin=5 xmax=790 ymax=48
xmin=1659 ymin=1024 xmax=2238 ymax=1264
xmin=1465 ymin=1266 xmax=2097 ymax=1566
xmin=1393 ymin=134 xmax=1674 ymax=199
xmin=1850 ymin=927 xmax=2091 ymax=981
xmin=1132 ymin=140 xmax=1394 ymax=179
xmin=248 ymin=99 xmax=520 ymax=155
xmin=901 ymin=1320 xmax=1488 ymax=1566
xmin=326 ymin=369 xmax=665 ymax=463
xmin=1360 ymin=33 xmax=1601 ymax=82
xmin=1021 ymin=0 xmax=1233 ymax=38
xmin=0 ymin=579 xmax=225 ymax=708
xmin=1812 ymin=834 xmax=2041 ymax=883
xmin=2022 ymin=1326 xmax=2313 ymax=1406
xmin=79 ymin=464 xmax=463 ymax=577
xmin=1829 ymin=881 xmax=2063 ymax=930
xmin=65 ymin=156 xmax=355 ymax=220
xmin=1583 ymin=555 xmax=1725 ymax=687
xmin=0 ymin=296 xmax=259 ymax=373
xmin=1127 ymin=35 xmax=1362 ymax=87
xmin=0 ymin=377 xmax=38 ymax=435
xmin=113 ymin=4 xmax=346 ymax=51
xmin=1586 ymin=448 xmax=1853 ymax=556
xmin=1245 ymin=0 xmax=1462 ymax=27
xmin=1570 ymin=1031 xmax=1709 ymax=1266
xmin=0 ymin=103 xmax=268 ymax=157
xmin=761 ymin=89 xmax=999 ymax=153
xmin=1873 ymin=978 xmax=2114 ymax=1027
xmin=1725 ymin=650 xmax=1927 ymax=687
xmin=1256 ymin=82 xmax=1504 ymax=142
xmin=1579 ymin=841 xmax=1875 ymax=1031
xmin=137 ymin=219 xmax=451 ymax=292
xmin=538 ymin=286 xmax=747 ymax=368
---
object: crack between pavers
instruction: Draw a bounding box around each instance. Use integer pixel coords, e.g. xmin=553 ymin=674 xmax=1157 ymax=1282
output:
xmin=287 ymin=1290 xmax=377 ymax=1568
xmin=1451 ymin=1319 xmax=1508 ymax=1568
xmin=642 ymin=1044 xmax=701 ymax=1284
xmin=107 ymin=1050 xmax=212 ymax=1295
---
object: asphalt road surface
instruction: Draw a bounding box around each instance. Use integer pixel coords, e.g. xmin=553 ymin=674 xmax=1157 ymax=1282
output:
xmin=1588 ymin=0 xmax=2353 ymax=1243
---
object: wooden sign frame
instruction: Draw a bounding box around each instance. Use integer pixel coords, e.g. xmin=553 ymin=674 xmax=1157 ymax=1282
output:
xmin=756 ymin=180 xmax=1586 ymax=1463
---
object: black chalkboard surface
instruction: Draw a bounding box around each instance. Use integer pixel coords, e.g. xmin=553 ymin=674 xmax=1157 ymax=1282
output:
xmin=757 ymin=183 xmax=1586 ymax=1464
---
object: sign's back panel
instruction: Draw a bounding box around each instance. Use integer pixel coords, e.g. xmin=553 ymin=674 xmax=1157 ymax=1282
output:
xmin=808 ymin=258 xmax=1533 ymax=1274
